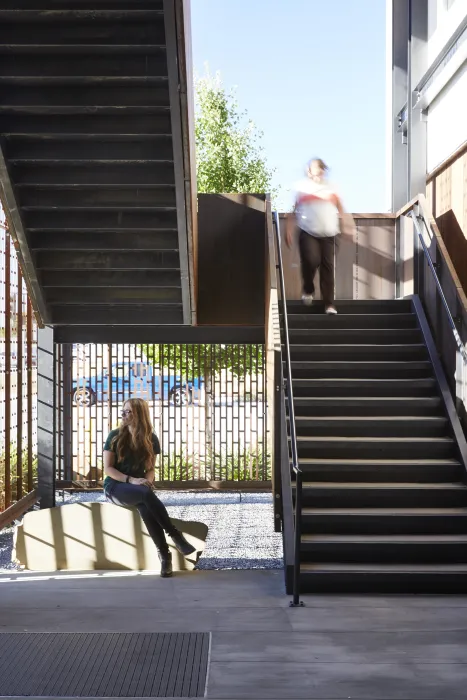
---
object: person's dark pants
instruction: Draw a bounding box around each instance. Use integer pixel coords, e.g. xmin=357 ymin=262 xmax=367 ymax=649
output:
xmin=298 ymin=229 xmax=336 ymax=306
xmin=105 ymin=482 xmax=175 ymax=556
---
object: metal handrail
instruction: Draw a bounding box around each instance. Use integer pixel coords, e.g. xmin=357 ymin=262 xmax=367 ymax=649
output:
xmin=272 ymin=211 xmax=304 ymax=607
xmin=408 ymin=209 xmax=467 ymax=365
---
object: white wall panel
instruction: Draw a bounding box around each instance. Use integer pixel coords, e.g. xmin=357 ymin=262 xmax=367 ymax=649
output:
xmin=426 ymin=62 xmax=467 ymax=172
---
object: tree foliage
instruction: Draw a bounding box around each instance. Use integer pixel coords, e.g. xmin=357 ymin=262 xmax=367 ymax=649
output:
xmin=141 ymin=344 xmax=263 ymax=380
xmin=195 ymin=70 xmax=275 ymax=196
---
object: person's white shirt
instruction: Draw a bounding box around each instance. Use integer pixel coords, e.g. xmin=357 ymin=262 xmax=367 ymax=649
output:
xmin=294 ymin=177 xmax=340 ymax=238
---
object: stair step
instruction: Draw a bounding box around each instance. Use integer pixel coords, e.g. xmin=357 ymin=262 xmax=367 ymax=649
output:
xmin=292 ymin=378 xmax=437 ymax=397
xmin=3 ymin=82 xmax=170 ymax=109
xmin=8 ymin=136 xmax=173 ymax=161
xmin=50 ymin=303 xmax=183 ymax=325
xmin=0 ymin=9 xmax=164 ymax=20
xmin=283 ymin=299 xmax=413 ymax=314
xmin=30 ymin=230 xmax=178 ymax=252
xmin=0 ymin=42 xmax=165 ymax=54
xmin=12 ymin=160 xmax=175 ymax=187
xmin=292 ymin=416 xmax=448 ymax=437
xmin=0 ymin=4 xmax=164 ymax=16
xmin=0 ymin=76 xmax=168 ymax=87
xmin=40 ymin=269 xmax=181 ymax=286
xmin=295 ymin=482 xmax=467 ymax=508
xmin=285 ymin=313 xmax=418 ymax=329
xmin=0 ymin=13 xmax=166 ymax=47
xmin=301 ymin=508 xmax=467 ymax=535
xmin=295 ymin=436 xmax=457 ymax=459
xmin=18 ymin=183 xmax=176 ymax=209
xmin=288 ymin=344 xmax=428 ymax=361
xmin=35 ymin=250 xmax=180 ymax=271
xmin=300 ymin=534 xmax=467 ymax=564
xmin=293 ymin=458 xmax=463 ymax=482
xmin=286 ymin=328 xmax=422 ymax=344
xmin=298 ymin=562 xmax=467 ymax=593
xmin=0 ymin=50 xmax=167 ymax=80
xmin=0 ymin=111 xmax=173 ymax=135
xmin=288 ymin=361 xmax=433 ymax=379
xmin=292 ymin=396 xmax=443 ymax=417
xmin=45 ymin=286 xmax=182 ymax=304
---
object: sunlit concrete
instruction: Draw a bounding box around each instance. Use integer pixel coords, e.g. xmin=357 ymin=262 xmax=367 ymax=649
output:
xmin=1 ymin=569 xmax=467 ymax=698
xmin=13 ymin=502 xmax=207 ymax=572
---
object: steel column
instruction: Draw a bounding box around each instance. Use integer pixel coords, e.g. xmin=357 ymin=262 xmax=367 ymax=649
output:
xmin=37 ymin=326 xmax=56 ymax=509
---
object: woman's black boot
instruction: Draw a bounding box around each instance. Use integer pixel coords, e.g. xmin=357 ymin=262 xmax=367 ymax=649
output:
xmin=158 ymin=551 xmax=173 ymax=578
xmin=170 ymin=529 xmax=196 ymax=556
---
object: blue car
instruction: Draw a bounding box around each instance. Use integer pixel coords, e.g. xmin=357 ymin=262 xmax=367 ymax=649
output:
xmin=73 ymin=361 xmax=202 ymax=407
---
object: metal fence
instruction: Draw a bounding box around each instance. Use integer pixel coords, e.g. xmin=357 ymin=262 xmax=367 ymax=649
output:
xmin=58 ymin=342 xmax=269 ymax=486
xmin=0 ymin=213 xmax=37 ymax=512
xmin=0 ymin=203 xmax=268 ymax=501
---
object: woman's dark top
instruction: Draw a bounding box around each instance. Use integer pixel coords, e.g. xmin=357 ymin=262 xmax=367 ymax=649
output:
xmin=103 ymin=429 xmax=161 ymax=489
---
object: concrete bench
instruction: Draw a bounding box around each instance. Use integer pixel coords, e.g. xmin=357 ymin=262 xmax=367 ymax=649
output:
xmin=13 ymin=502 xmax=208 ymax=572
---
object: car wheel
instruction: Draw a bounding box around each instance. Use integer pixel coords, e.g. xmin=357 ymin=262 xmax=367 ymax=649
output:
xmin=73 ymin=387 xmax=96 ymax=407
xmin=170 ymin=387 xmax=192 ymax=406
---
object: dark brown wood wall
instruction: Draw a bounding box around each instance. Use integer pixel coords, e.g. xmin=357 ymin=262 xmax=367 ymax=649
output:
xmin=197 ymin=194 xmax=267 ymax=325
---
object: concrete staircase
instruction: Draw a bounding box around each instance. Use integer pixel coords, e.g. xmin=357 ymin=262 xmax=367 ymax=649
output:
xmin=282 ymin=299 xmax=467 ymax=593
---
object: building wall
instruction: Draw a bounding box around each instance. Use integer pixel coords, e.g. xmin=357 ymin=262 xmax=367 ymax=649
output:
xmin=425 ymin=0 xmax=467 ymax=292
xmin=388 ymin=0 xmax=467 ymax=198
xmin=388 ymin=0 xmax=467 ymax=290
xmin=426 ymin=145 xmax=467 ymax=293
xmin=427 ymin=0 xmax=467 ymax=65
xmin=427 ymin=64 xmax=467 ymax=173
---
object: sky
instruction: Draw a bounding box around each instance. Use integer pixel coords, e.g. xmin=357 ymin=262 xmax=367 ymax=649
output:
xmin=191 ymin=0 xmax=387 ymax=212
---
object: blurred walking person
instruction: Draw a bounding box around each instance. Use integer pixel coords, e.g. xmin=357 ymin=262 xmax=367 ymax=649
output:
xmin=287 ymin=158 xmax=353 ymax=314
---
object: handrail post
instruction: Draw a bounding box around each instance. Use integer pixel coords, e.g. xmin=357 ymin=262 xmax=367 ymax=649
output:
xmin=272 ymin=211 xmax=304 ymax=608
xmin=395 ymin=215 xmax=401 ymax=299
xmin=292 ymin=470 xmax=303 ymax=606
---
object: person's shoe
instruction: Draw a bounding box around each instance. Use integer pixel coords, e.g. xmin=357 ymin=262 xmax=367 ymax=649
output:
xmin=301 ymin=294 xmax=314 ymax=306
xmin=170 ymin=529 xmax=196 ymax=556
xmin=158 ymin=551 xmax=173 ymax=578
xmin=325 ymin=305 xmax=338 ymax=315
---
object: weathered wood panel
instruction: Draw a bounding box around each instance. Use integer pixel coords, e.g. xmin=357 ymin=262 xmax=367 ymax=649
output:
xmin=356 ymin=219 xmax=396 ymax=300
xmin=427 ymin=143 xmax=467 ymax=294
xmin=279 ymin=213 xmax=396 ymax=301
xmin=197 ymin=194 xmax=266 ymax=325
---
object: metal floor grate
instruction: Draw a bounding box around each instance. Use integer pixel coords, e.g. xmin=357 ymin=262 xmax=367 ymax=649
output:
xmin=0 ymin=633 xmax=210 ymax=697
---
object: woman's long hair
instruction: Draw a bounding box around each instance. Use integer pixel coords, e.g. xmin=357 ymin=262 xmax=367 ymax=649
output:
xmin=112 ymin=398 xmax=155 ymax=472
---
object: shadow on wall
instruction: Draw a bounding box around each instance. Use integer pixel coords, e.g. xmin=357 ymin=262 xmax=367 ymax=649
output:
xmin=280 ymin=214 xmax=397 ymax=300
xmin=436 ymin=210 xmax=467 ymax=295
xmin=13 ymin=502 xmax=208 ymax=572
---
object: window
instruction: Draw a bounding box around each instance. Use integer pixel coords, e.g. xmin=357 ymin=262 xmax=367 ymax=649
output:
xmin=132 ymin=362 xmax=147 ymax=378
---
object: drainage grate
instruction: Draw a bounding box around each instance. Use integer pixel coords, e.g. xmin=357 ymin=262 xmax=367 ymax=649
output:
xmin=0 ymin=633 xmax=210 ymax=697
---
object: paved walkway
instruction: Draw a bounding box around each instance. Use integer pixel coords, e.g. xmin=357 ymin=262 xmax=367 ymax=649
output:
xmin=1 ymin=568 xmax=467 ymax=698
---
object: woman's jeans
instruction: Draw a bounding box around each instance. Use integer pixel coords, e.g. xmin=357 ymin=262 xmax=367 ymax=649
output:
xmin=105 ymin=482 xmax=175 ymax=556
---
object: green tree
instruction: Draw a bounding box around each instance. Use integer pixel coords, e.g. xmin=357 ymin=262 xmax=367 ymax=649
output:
xmin=195 ymin=70 xmax=275 ymax=195
xmin=142 ymin=345 xmax=263 ymax=479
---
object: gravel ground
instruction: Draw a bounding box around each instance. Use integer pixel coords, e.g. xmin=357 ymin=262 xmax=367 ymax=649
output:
xmin=0 ymin=490 xmax=283 ymax=572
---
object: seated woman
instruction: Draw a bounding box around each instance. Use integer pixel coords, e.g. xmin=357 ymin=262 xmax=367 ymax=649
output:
xmin=103 ymin=397 xmax=195 ymax=577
